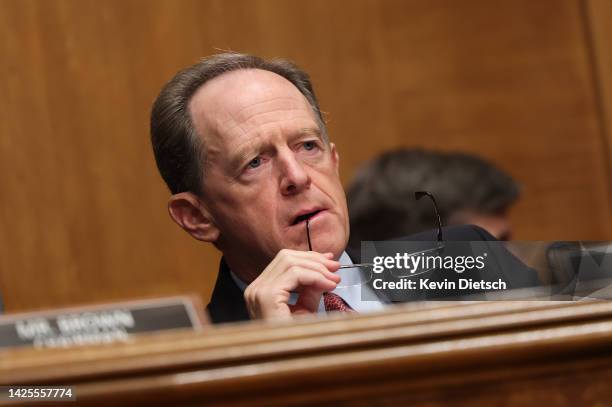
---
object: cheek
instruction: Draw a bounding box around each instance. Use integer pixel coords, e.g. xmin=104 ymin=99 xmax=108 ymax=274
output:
xmin=324 ymin=177 xmax=349 ymax=227
xmin=332 ymin=182 xmax=349 ymax=231
xmin=229 ymin=187 xmax=280 ymax=227
xmin=331 ymin=178 xmax=348 ymax=207
xmin=250 ymin=192 xmax=280 ymax=218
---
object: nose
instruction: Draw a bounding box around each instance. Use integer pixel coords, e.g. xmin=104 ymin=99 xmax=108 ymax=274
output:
xmin=279 ymin=151 xmax=311 ymax=196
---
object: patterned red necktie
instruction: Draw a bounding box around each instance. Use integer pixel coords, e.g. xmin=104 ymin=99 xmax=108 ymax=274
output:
xmin=323 ymin=292 xmax=355 ymax=313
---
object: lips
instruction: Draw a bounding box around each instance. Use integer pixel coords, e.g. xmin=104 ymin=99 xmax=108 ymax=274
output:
xmin=291 ymin=208 xmax=325 ymax=226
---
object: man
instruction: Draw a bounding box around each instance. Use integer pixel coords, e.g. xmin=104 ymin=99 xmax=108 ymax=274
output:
xmin=347 ymin=149 xmax=520 ymax=251
xmin=150 ymin=53 xmax=537 ymax=324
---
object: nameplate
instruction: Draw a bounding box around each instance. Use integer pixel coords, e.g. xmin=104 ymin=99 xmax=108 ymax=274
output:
xmin=0 ymin=296 xmax=206 ymax=350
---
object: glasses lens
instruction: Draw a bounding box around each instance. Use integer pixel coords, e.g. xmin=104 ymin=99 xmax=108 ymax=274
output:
xmin=336 ymin=266 xmax=373 ymax=288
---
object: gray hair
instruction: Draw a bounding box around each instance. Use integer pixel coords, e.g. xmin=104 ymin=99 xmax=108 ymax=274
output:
xmin=150 ymin=52 xmax=327 ymax=195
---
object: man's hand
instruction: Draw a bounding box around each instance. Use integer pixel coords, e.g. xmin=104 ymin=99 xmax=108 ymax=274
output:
xmin=244 ymin=249 xmax=340 ymax=320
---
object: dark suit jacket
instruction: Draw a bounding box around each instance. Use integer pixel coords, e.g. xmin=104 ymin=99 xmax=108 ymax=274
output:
xmin=206 ymin=225 xmax=539 ymax=324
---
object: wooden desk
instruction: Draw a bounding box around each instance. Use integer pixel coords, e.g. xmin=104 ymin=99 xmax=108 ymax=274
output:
xmin=3 ymin=301 xmax=612 ymax=406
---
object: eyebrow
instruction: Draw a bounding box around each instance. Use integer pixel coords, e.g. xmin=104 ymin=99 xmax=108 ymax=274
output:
xmin=227 ymin=127 xmax=324 ymax=174
xmin=299 ymin=127 xmax=323 ymax=140
xmin=227 ymin=141 xmax=265 ymax=174
xmin=285 ymin=127 xmax=325 ymax=149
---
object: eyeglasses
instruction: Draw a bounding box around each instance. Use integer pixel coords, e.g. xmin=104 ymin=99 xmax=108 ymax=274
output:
xmin=384 ymin=191 xmax=444 ymax=278
xmin=414 ymin=191 xmax=444 ymax=242
xmin=304 ymin=191 xmax=445 ymax=287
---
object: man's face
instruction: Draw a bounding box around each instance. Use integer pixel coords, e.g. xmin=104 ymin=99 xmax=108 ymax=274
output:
xmin=189 ymin=69 xmax=349 ymax=269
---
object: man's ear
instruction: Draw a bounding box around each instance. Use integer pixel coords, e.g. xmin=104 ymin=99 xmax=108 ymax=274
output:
xmin=330 ymin=142 xmax=340 ymax=174
xmin=168 ymin=192 xmax=220 ymax=243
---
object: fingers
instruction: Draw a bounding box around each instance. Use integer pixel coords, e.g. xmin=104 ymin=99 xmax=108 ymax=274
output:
xmin=289 ymin=267 xmax=338 ymax=291
xmin=290 ymin=289 xmax=324 ymax=315
xmin=274 ymin=249 xmax=340 ymax=271
xmin=276 ymin=258 xmax=340 ymax=285
xmin=244 ymin=249 xmax=341 ymax=320
xmin=262 ymin=249 xmax=340 ymax=287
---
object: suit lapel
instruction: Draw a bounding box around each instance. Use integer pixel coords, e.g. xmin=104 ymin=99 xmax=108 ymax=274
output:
xmin=206 ymin=257 xmax=251 ymax=324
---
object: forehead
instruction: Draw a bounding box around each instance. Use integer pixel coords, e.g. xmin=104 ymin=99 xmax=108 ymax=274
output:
xmin=188 ymin=69 xmax=318 ymax=150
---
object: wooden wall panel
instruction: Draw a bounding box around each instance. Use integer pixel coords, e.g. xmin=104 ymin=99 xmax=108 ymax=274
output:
xmin=586 ymin=0 xmax=612 ymax=222
xmin=0 ymin=0 xmax=610 ymax=313
xmin=323 ymin=0 xmax=612 ymax=241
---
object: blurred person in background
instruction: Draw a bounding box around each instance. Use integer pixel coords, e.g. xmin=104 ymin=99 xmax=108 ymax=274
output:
xmin=347 ymin=149 xmax=520 ymax=250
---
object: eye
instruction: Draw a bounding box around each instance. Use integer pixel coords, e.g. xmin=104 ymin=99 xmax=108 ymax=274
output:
xmin=303 ymin=141 xmax=318 ymax=151
xmin=247 ymin=157 xmax=262 ymax=169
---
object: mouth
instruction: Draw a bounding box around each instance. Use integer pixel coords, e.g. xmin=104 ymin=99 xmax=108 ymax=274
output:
xmin=291 ymin=209 xmax=325 ymax=226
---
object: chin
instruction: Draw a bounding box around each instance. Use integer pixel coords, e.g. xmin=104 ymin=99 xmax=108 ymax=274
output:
xmin=314 ymin=234 xmax=347 ymax=258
